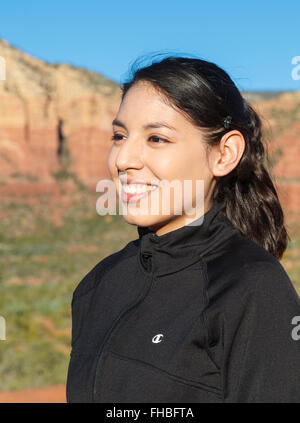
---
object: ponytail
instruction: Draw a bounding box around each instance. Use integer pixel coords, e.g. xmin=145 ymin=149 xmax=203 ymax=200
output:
xmin=212 ymin=100 xmax=290 ymax=260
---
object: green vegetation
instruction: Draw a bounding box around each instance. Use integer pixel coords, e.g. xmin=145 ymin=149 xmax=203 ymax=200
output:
xmin=281 ymin=229 xmax=300 ymax=297
xmin=0 ymin=187 xmax=136 ymax=391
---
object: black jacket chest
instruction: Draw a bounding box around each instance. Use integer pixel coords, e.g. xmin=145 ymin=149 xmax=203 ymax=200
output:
xmin=66 ymin=254 xmax=223 ymax=403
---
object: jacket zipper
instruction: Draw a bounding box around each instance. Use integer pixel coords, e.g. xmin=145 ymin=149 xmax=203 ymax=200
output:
xmin=91 ymin=269 xmax=155 ymax=402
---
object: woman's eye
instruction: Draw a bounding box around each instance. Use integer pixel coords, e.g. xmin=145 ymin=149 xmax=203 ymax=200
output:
xmin=111 ymin=134 xmax=125 ymax=142
xmin=149 ymin=136 xmax=168 ymax=144
xmin=111 ymin=134 xmax=169 ymax=144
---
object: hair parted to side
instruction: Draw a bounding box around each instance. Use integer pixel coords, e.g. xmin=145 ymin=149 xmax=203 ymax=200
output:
xmin=121 ymin=53 xmax=290 ymax=260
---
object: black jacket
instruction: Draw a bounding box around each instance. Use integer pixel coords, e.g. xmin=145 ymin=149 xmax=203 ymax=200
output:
xmin=66 ymin=201 xmax=300 ymax=403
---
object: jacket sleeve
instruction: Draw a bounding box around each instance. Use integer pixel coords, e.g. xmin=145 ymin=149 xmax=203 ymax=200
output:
xmin=223 ymin=261 xmax=300 ymax=403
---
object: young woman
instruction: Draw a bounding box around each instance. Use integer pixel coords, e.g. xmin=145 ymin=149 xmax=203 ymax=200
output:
xmin=66 ymin=55 xmax=300 ymax=403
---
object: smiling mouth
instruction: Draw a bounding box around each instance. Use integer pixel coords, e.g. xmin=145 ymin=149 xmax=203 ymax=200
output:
xmin=120 ymin=183 xmax=159 ymax=203
xmin=121 ymin=183 xmax=158 ymax=195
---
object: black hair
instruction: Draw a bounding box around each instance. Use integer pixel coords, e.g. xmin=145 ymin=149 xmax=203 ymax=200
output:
xmin=121 ymin=53 xmax=290 ymax=260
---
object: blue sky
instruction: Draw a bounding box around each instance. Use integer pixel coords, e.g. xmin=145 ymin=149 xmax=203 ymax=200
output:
xmin=0 ymin=0 xmax=299 ymax=91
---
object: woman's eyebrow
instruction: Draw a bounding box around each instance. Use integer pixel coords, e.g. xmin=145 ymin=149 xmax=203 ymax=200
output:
xmin=112 ymin=118 xmax=177 ymax=131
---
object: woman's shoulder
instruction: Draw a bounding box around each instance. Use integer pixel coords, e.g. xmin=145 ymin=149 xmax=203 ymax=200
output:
xmin=210 ymin=230 xmax=300 ymax=308
xmin=206 ymin=233 xmax=300 ymax=352
xmin=240 ymin=259 xmax=299 ymax=305
xmin=72 ymin=238 xmax=139 ymax=301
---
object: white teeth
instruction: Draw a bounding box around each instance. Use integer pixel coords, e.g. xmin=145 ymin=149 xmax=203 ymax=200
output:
xmin=122 ymin=184 xmax=158 ymax=194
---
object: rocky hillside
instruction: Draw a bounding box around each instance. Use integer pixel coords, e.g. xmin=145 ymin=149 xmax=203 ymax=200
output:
xmin=252 ymin=91 xmax=300 ymax=212
xmin=0 ymin=39 xmax=121 ymax=184
xmin=0 ymin=39 xmax=299 ymax=212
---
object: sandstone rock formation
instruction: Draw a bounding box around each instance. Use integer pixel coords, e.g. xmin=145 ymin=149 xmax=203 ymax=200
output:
xmin=252 ymin=91 xmax=300 ymax=212
xmin=0 ymin=39 xmax=121 ymax=185
xmin=0 ymin=38 xmax=299 ymax=212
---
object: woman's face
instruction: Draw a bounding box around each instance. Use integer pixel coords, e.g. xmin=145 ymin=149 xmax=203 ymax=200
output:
xmin=107 ymin=81 xmax=216 ymax=235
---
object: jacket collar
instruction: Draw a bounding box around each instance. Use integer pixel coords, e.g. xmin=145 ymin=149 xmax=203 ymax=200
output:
xmin=137 ymin=200 xmax=239 ymax=276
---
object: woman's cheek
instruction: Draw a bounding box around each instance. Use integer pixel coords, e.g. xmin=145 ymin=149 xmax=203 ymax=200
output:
xmin=148 ymin=155 xmax=177 ymax=181
xmin=107 ymin=148 xmax=118 ymax=179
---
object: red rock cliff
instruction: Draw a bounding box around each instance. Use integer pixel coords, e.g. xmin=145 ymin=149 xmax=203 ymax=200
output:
xmin=0 ymin=39 xmax=299 ymax=213
xmin=0 ymin=39 xmax=121 ymax=185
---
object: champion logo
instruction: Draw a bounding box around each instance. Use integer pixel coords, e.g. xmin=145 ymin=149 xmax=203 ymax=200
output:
xmin=152 ymin=334 xmax=164 ymax=343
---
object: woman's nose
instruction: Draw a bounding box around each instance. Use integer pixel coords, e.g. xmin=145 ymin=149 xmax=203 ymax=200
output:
xmin=115 ymin=137 xmax=143 ymax=171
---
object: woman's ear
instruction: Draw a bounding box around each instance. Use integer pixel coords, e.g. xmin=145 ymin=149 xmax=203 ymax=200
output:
xmin=210 ymin=130 xmax=246 ymax=177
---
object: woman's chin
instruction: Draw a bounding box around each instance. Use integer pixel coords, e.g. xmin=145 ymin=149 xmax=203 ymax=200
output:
xmin=121 ymin=212 xmax=167 ymax=230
